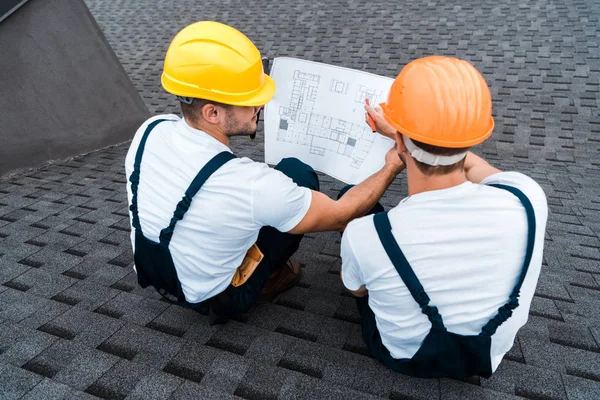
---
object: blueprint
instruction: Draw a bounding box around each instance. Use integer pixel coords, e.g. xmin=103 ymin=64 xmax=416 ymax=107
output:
xmin=264 ymin=57 xmax=395 ymax=184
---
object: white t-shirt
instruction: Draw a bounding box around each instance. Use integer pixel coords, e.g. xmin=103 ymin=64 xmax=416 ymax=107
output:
xmin=341 ymin=172 xmax=548 ymax=371
xmin=125 ymin=115 xmax=312 ymax=303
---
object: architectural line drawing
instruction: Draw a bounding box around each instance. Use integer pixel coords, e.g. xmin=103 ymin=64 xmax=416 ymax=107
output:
xmin=355 ymin=85 xmax=383 ymax=104
xmin=276 ymin=70 xmax=377 ymax=169
xmin=330 ymin=79 xmax=349 ymax=95
xmin=265 ymin=57 xmax=395 ymax=184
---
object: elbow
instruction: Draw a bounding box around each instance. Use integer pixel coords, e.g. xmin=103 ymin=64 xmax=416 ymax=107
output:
xmin=332 ymin=202 xmax=355 ymax=232
xmin=332 ymin=213 xmax=350 ymax=232
xmin=335 ymin=219 xmax=348 ymax=232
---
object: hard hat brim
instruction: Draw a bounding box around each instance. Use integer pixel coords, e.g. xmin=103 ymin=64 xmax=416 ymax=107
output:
xmin=232 ymin=74 xmax=276 ymax=107
xmin=161 ymin=73 xmax=276 ymax=107
xmin=380 ymin=102 xmax=494 ymax=148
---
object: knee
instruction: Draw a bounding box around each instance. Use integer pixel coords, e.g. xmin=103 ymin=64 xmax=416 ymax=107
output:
xmin=337 ymin=184 xmax=355 ymax=200
xmin=275 ymin=157 xmax=320 ymax=191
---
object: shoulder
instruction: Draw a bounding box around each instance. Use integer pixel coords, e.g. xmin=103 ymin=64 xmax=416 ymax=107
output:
xmin=131 ymin=114 xmax=180 ymax=144
xmin=219 ymin=159 xmax=300 ymax=194
xmin=346 ymin=213 xmax=376 ymax=232
xmin=343 ymin=213 xmax=377 ymax=250
xmin=126 ymin=115 xmax=180 ymax=167
xmin=225 ymin=157 xmax=274 ymax=179
xmin=139 ymin=114 xmax=180 ymax=130
xmin=241 ymin=160 xmax=301 ymax=188
xmin=481 ymin=171 xmax=548 ymax=215
xmin=482 ymin=171 xmax=544 ymax=193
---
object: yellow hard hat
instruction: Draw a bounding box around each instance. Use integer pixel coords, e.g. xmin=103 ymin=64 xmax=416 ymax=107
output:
xmin=380 ymin=56 xmax=494 ymax=148
xmin=161 ymin=21 xmax=276 ymax=106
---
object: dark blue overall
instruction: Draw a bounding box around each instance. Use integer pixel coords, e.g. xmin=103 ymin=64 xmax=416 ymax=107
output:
xmin=355 ymin=184 xmax=536 ymax=378
xmin=129 ymin=119 xmax=319 ymax=324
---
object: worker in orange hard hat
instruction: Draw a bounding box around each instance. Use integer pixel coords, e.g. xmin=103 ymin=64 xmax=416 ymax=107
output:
xmin=339 ymin=56 xmax=548 ymax=378
xmin=125 ymin=21 xmax=404 ymax=325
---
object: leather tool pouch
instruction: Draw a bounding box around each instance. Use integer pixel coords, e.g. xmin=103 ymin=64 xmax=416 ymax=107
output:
xmin=231 ymin=243 xmax=264 ymax=287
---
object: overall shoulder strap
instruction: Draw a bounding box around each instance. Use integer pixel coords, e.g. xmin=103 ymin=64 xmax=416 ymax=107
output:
xmin=129 ymin=119 xmax=171 ymax=233
xmin=481 ymin=184 xmax=537 ymax=336
xmin=159 ymin=151 xmax=236 ymax=246
xmin=373 ymin=212 xmax=445 ymax=329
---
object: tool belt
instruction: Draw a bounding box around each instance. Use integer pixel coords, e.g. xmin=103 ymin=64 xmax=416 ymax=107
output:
xmin=231 ymin=243 xmax=264 ymax=287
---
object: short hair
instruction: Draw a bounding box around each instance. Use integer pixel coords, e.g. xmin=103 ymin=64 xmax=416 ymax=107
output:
xmin=179 ymin=98 xmax=231 ymax=123
xmin=409 ymin=138 xmax=470 ymax=176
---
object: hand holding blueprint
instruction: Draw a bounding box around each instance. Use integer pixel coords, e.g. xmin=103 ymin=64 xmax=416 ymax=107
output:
xmin=264 ymin=57 xmax=395 ymax=184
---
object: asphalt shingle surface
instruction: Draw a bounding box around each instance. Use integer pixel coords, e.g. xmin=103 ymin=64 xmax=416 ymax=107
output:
xmin=1 ymin=0 xmax=600 ymax=399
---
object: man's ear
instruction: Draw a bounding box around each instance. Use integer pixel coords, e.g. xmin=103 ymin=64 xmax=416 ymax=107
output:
xmin=395 ymin=132 xmax=406 ymax=152
xmin=201 ymin=103 xmax=221 ymax=124
xmin=396 ymin=133 xmax=411 ymax=164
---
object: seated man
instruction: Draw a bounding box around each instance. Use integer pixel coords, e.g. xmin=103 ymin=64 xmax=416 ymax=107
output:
xmin=340 ymin=56 xmax=548 ymax=378
xmin=125 ymin=21 xmax=404 ymax=324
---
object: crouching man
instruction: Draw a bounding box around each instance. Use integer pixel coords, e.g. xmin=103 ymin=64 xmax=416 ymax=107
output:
xmin=125 ymin=21 xmax=404 ymax=325
xmin=340 ymin=56 xmax=548 ymax=378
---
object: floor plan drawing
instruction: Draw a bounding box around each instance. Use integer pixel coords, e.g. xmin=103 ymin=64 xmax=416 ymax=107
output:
xmin=265 ymin=57 xmax=395 ymax=184
xmin=330 ymin=79 xmax=349 ymax=95
xmin=355 ymin=85 xmax=383 ymax=104
xmin=277 ymin=71 xmax=376 ymax=169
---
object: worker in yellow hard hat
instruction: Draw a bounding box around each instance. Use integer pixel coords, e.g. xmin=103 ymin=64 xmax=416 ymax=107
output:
xmin=339 ymin=56 xmax=548 ymax=378
xmin=124 ymin=21 xmax=404 ymax=324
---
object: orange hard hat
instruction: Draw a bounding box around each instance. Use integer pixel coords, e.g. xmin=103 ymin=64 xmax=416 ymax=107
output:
xmin=380 ymin=56 xmax=494 ymax=148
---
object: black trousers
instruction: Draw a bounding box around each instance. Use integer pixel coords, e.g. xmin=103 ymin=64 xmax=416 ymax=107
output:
xmin=204 ymin=158 xmax=319 ymax=321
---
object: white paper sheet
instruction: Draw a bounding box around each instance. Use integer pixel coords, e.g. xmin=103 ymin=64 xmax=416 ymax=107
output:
xmin=264 ymin=57 xmax=395 ymax=185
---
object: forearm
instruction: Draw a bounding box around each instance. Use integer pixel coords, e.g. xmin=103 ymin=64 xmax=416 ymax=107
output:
xmin=288 ymin=152 xmax=404 ymax=235
xmin=335 ymin=164 xmax=403 ymax=229
xmin=464 ymin=152 xmax=501 ymax=184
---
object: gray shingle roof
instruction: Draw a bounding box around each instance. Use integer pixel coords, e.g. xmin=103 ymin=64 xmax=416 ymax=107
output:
xmin=1 ymin=0 xmax=600 ymax=399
